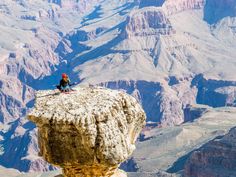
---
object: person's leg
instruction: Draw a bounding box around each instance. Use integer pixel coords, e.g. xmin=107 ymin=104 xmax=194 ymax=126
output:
xmin=56 ymin=85 xmax=61 ymax=90
xmin=61 ymin=86 xmax=66 ymax=92
xmin=65 ymin=86 xmax=70 ymax=92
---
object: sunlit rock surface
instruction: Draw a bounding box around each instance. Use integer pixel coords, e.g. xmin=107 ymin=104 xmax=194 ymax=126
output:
xmin=122 ymin=8 xmax=174 ymax=38
xmin=28 ymin=87 xmax=146 ymax=177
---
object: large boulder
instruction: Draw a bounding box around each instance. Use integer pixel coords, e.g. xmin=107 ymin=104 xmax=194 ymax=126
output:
xmin=28 ymin=86 xmax=146 ymax=177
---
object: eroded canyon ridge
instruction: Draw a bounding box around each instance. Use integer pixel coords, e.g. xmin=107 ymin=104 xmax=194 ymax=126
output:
xmin=0 ymin=0 xmax=236 ymax=176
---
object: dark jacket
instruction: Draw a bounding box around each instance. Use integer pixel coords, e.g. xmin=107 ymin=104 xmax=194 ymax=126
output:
xmin=59 ymin=79 xmax=70 ymax=88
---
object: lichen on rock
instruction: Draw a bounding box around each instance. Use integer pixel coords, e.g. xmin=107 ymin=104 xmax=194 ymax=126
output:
xmin=28 ymin=86 xmax=146 ymax=177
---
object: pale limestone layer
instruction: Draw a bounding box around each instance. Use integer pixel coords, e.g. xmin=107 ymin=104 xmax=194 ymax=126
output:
xmin=28 ymin=86 xmax=146 ymax=177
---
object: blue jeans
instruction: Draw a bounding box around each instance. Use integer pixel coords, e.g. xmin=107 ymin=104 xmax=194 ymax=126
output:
xmin=61 ymin=85 xmax=70 ymax=91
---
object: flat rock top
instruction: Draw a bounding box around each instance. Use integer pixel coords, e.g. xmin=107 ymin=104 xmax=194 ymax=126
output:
xmin=28 ymin=86 xmax=141 ymax=124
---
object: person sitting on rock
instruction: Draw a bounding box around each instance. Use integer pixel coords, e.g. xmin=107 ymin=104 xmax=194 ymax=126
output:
xmin=57 ymin=73 xmax=72 ymax=92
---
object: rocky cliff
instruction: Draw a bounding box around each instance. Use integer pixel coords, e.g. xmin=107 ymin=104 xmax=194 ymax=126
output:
xmin=48 ymin=0 xmax=102 ymax=12
xmin=1 ymin=0 xmax=236 ymax=173
xmin=0 ymin=0 xmax=103 ymax=124
xmin=100 ymin=79 xmax=197 ymax=126
xmin=28 ymin=87 xmax=146 ymax=177
xmin=122 ymin=8 xmax=174 ymax=38
xmin=184 ymin=127 xmax=236 ymax=177
xmin=138 ymin=0 xmax=204 ymax=14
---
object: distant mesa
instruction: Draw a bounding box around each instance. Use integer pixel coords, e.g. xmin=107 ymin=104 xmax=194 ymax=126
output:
xmin=122 ymin=8 xmax=174 ymax=38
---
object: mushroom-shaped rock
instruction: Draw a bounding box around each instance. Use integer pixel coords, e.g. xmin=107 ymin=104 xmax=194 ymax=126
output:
xmin=28 ymin=87 xmax=146 ymax=177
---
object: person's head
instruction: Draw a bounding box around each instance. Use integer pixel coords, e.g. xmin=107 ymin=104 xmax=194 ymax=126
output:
xmin=62 ymin=73 xmax=68 ymax=81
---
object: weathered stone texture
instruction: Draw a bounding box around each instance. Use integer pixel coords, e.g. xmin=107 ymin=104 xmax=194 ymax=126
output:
xmin=28 ymin=87 xmax=146 ymax=177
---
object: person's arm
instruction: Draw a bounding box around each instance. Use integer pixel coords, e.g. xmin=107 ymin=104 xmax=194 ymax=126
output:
xmin=68 ymin=78 xmax=72 ymax=86
xmin=57 ymin=80 xmax=63 ymax=90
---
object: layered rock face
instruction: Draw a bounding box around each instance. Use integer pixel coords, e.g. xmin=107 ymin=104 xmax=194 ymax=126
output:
xmin=123 ymin=8 xmax=174 ymax=38
xmin=100 ymin=79 xmax=197 ymax=126
xmin=48 ymin=0 xmax=101 ymax=11
xmin=28 ymin=87 xmax=146 ymax=177
xmin=184 ymin=127 xmax=236 ymax=177
xmin=163 ymin=0 xmax=204 ymax=15
xmin=191 ymin=75 xmax=236 ymax=107
xmin=0 ymin=0 xmax=102 ymax=124
xmin=215 ymin=86 xmax=236 ymax=107
xmin=138 ymin=0 xmax=204 ymax=14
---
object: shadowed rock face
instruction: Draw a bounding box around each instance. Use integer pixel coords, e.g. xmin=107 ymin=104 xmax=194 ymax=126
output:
xmin=28 ymin=87 xmax=146 ymax=177
xmin=191 ymin=74 xmax=236 ymax=108
xmin=204 ymin=0 xmax=236 ymax=24
xmin=139 ymin=0 xmax=165 ymax=8
xmin=100 ymin=79 xmax=197 ymax=126
xmin=184 ymin=127 xmax=236 ymax=177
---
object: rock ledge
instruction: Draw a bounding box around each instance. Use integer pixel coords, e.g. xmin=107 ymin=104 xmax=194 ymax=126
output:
xmin=28 ymin=87 xmax=146 ymax=177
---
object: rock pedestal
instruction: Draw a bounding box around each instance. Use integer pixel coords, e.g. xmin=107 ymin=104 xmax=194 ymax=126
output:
xmin=28 ymin=87 xmax=146 ymax=177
